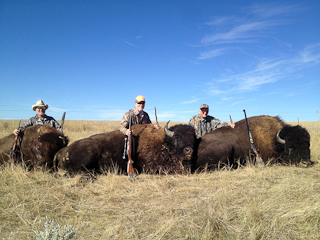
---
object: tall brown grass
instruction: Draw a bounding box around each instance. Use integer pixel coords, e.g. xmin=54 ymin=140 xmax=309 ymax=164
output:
xmin=0 ymin=119 xmax=319 ymax=239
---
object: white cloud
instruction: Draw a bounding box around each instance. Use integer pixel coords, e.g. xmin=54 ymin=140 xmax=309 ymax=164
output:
xmin=49 ymin=106 xmax=66 ymax=113
xmin=197 ymin=48 xmax=229 ymax=60
xmin=181 ymin=98 xmax=201 ymax=104
xmin=201 ymin=21 xmax=272 ymax=45
xmin=298 ymin=43 xmax=320 ymax=63
xmin=207 ymin=43 xmax=320 ymax=96
xmin=122 ymin=40 xmax=138 ymax=47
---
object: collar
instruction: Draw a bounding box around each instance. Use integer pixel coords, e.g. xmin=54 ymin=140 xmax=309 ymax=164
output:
xmin=36 ymin=114 xmax=47 ymax=121
xmin=132 ymin=109 xmax=144 ymax=116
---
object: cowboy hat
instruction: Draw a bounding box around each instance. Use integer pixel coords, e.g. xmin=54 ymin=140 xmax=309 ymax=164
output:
xmin=32 ymin=100 xmax=49 ymax=111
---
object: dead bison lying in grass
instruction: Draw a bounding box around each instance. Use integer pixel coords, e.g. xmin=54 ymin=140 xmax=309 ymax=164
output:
xmin=195 ymin=115 xmax=312 ymax=170
xmin=0 ymin=125 xmax=68 ymax=169
xmin=54 ymin=123 xmax=196 ymax=175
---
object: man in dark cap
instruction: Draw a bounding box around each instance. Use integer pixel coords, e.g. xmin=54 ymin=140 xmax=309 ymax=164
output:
xmin=189 ymin=104 xmax=234 ymax=139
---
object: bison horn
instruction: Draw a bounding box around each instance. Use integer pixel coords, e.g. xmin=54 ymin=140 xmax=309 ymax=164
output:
xmin=276 ymin=130 xmax=285 ymax=144
xmin=164 ymin=121 xmax=174 ymax=137
xmin=59 ymin=136 xmax=68 ymax=145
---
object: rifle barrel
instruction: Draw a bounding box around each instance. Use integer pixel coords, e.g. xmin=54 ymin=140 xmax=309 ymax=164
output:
xmin=155 ymin=107 xmax=158 ymax=124
xmin=61 ymin=112 xmax=66 ymax=129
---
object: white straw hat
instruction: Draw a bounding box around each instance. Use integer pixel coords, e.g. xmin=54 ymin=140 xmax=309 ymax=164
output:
xmin=32 ymin=100 xmax=49 ymax=111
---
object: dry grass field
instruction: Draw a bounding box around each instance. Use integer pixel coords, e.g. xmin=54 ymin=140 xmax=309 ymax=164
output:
xmin=0 ymin=119 xmax=319 ymax=239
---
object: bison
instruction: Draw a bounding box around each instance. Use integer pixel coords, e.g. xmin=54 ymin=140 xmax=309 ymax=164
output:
xmin=54 ymin=122 xmax=196 ymax=175
xmin=0 ymin=125 xmax=68 ymax=169
xmin=195 ymin=115 xmax=312 ymax=170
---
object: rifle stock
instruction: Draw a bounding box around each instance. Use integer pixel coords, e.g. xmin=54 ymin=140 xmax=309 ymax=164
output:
xmin=127 ymin=111 xmax=134 ymax=178
xmin=243 ymin=110 xmax=264 ymax=167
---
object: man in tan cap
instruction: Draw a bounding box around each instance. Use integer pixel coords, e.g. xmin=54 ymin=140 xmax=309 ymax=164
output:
xmin=189 ymin=104 xmax=234 ymax=139
xmin=13 ymin=100 xmax=63 ymax=135
xmin=119 ymin=95 xmax=160 ymax=136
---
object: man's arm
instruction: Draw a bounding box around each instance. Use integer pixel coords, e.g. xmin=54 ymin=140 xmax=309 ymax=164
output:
xmin=210 ymin=117 xmax=230 ymax=129
xmin=17 ymin=117 xmax=35 ymax=130
xmin=119 ymin=111 xmax=130 ymax=135
xmin=143 ymin=112 xmax=160 ymax=129
xmin=53 ymin=120 xmax=63 ymax=132
xmin=188 ymin=115 xmax=196 ymax=127
xmin=13 ymin=117 xmax=35 ymax=135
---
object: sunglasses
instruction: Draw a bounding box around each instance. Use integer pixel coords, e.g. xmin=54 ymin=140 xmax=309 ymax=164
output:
xmin=137 ymin=102 xmax=145 ymax=105
xmin=37 ymin=107 xmax=46 ymax=110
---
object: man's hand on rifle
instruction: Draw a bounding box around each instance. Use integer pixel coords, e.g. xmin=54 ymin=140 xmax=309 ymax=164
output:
xmin=154 ymin=124 xmax=161 ymax=130
xmin=13 ymin=129 xmax=21 ymax=136
xmin=125 ymin=129 xmax=131 ymax=136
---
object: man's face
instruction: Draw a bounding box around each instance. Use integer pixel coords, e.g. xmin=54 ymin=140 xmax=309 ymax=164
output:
xmin=199 ymin=108 xmax=209 ymax=118
xmin=135 ymin=101 xmax=145 ymax=113
xmin=36 ymin=107 xmax=46 ymax=117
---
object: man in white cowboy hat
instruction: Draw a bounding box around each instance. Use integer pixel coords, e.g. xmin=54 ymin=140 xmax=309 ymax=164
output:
xmin=13 ymin=100 xmax=63 ymax=135
xmin=189 ymin=104 xmax=234 ymax=139
xmin=119 ymin=95 xmax=160 ymax=136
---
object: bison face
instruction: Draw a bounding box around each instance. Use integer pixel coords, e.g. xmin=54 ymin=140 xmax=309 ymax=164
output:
xmin=275 ymin=125 xmax=312 ymax=167
xmin=31 ymin=133 xmax=68 ymax=168
xmin=165 ymin=123 xmax=196 ymax=169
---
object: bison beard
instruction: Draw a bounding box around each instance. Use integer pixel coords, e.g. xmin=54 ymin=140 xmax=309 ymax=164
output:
xmin=195 ymin=115 xmax=312 ymax=171
xmin=0 ymin=125 xmax=68 ymax=169
xmin=135 ymin=124 xmax=196 ymax=173
xmin=54 ymin=123 xmax=196 ymax=175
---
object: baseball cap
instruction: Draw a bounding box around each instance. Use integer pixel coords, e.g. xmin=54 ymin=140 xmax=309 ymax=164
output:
xmin=200 ymin=104 xmax=209 ymax=109
xmin=135 ymin=95 xmax=145 ymax=103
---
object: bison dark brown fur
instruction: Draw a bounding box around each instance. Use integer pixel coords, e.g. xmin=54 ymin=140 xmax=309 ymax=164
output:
xmin=196 ymin=115 xmax=312 ymax=170
xmin=54 ymin=123 xmax=196 ymax=175
xmin=0 ymin=125 xmax=68 ymax=169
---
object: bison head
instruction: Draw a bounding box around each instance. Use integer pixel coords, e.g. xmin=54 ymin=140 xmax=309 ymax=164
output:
xmin=275 ymin=125 xmax=312 ymax=167
xmin=164 ymin=121 xmax=196 ymax=170
xmin=21 ymin=125 xmax=69 ymax=169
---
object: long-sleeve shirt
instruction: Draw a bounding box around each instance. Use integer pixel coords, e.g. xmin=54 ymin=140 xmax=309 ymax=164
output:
xmin=119 ymin=109 xmax=152 ymax=135
xmin=189 ymin=114 xmax=229 ymax=138
xmin=18 ymin=114 xmax=63 ymax=132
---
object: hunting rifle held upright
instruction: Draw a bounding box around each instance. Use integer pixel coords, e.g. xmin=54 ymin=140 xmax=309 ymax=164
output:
xmin=127 ymin=111 xmax=134 ymax=178
xmin=243 ymin=109 xmax=264 ymax=167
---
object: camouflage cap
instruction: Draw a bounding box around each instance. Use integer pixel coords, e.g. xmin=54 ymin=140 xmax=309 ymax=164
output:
xmin=200 ymin=104 xmax=209 ymax=109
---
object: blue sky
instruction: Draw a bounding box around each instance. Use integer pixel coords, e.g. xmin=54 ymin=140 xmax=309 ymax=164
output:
xmin=1 ymin=0 xmax=319 ymax=123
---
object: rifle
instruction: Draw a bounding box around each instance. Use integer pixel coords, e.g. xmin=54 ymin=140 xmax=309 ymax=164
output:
xmin=9 ymin=120 xmax=21 ymax=165
xmin=61 ymin=112 xmax=66 ymax=130
xmin=127 ymin=111 xmax=134 ymax=178
xmin=243 ymin=110 xmax=264 ymax=167
xmin=154 ymin=107 xmax=158 ymax=124
xmin=229 ymin=115 xmax=233 ymax=125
